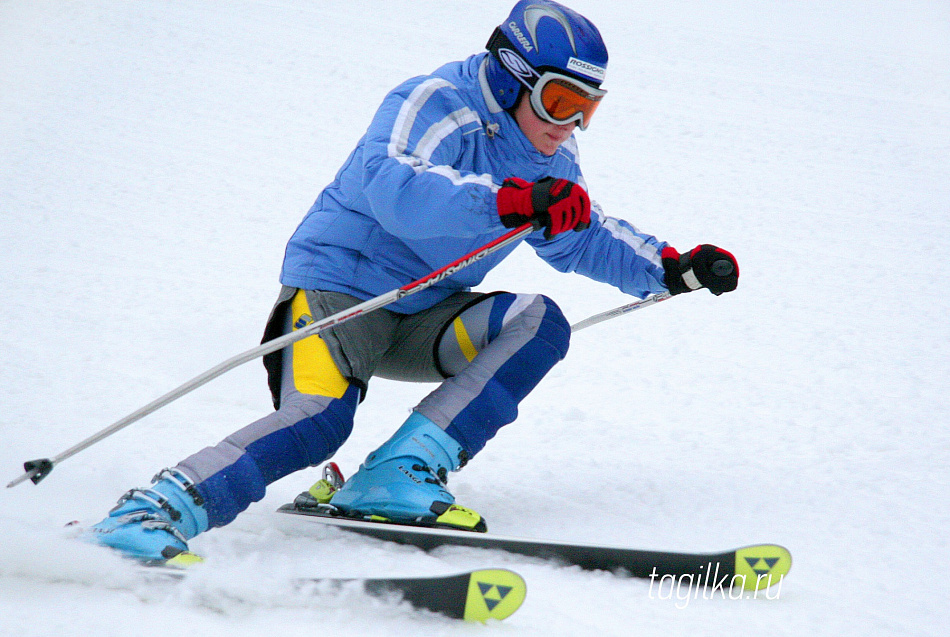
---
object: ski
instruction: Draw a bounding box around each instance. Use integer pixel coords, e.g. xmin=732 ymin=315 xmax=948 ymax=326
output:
xmin=143 ymin=564 xmax=526 ymax=622
xmin=278 ymin=504 xmax=791 ymax=592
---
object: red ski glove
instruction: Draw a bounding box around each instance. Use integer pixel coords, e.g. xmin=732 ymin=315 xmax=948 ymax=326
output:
xmin=497 ymin=177 xmax=591 ymax=239
xmin=662 ymin=244 xmax=739 ymax=296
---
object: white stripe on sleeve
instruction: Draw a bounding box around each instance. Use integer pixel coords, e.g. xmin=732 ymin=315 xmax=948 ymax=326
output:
xmin=388 ymin=78 xmax=456 ymax=157
xmin=595 ymin=205 xmax=663 ymax=267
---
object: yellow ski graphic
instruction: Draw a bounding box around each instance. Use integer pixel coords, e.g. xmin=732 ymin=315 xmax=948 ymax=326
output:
xmin=463 ymin=569 xmax=527 ymax=622
xmin=734 ymin=545 xmax=792 ymax=591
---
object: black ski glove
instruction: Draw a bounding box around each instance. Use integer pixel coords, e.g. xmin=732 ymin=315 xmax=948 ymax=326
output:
xmin=662 ymin=245 xmax=739 ymax=296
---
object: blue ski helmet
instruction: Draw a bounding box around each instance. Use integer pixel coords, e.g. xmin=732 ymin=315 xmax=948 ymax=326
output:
xmin=485 ymin=1 xmax=608 ymax=119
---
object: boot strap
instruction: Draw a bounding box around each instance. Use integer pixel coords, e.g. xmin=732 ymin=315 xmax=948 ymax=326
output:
xmin=113 ymin=510 xmax=189 ymax=545
xmin=113 ymin=488 xmax=182 ymax=522
xmin=152 ymin=468 xmax=205 ymax=506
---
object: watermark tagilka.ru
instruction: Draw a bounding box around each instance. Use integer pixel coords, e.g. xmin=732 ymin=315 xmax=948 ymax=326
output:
xmin=648 ymin=564 xmax=785 ymax=609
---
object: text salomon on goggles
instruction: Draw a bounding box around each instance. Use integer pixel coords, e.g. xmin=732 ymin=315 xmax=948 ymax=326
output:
xmin=487 ymin=27 xmax=606 ymax=130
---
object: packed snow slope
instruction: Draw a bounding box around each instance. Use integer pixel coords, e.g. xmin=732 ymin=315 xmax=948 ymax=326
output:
xmin=1 ymin=1 xmax=948 ymax=635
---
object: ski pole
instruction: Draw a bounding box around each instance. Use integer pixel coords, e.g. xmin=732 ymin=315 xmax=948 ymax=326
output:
xmin=570 ymin=291 xmax=672 ymax=333
xmin=7 ymin=223 xmax=536 ymax=489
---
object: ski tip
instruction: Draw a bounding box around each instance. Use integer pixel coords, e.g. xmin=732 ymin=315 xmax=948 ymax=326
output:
xmin=734 ymin=544 xmax=792 ymax=591
xmin=463 ymin=568 xmax=526 ymax=622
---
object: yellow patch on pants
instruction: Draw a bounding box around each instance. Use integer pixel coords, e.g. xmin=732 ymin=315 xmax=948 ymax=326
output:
xmin=453 ymin=316 xmax=479 ymax=363
xmin=290 ymin=290 xmax=349 ymax=399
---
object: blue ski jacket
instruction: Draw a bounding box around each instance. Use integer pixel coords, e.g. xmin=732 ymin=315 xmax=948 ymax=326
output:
xmin=280 ymin=53 xmax=669 ymax=313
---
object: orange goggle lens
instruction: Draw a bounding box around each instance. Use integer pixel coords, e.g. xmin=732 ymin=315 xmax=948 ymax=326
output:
xmin=538 ymin=78 xmax=604 ymax=128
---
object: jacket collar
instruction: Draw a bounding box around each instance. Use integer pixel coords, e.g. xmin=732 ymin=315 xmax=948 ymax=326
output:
xmin=477 ymin=55 xmax=557 ymax=165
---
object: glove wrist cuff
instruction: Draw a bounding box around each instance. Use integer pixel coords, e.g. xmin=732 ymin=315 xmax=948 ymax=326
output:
xmin=678 ymin=253 xmax=703 ymax=291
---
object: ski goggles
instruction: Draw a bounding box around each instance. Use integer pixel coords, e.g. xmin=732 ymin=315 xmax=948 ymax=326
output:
xmin=528 ymin=72 xmax=605 ymax=131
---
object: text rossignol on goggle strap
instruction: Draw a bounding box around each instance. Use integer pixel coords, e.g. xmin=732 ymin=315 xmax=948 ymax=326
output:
xmin=486 ymin=26 xmax=606 ymax=130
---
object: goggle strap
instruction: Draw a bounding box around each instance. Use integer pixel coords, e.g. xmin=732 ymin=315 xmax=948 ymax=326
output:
xmin=486 ymin=27 xmax=538 ymax=93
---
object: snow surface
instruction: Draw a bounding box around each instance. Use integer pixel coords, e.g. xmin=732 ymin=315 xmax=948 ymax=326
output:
xmin=1 ymin=1 xmax=948 ymax=635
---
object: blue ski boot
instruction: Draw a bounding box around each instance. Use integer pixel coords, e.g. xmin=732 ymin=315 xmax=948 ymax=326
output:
xmin=87 ymin=468 xmax=208 ymax=565
xmin=329 ymin=412 xmax=486 ymax=531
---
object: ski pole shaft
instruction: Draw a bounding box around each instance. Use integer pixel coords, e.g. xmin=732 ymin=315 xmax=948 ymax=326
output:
xmin=570 ymin=291 xmax=671 ymax=333
xmin=7 ymin=223 xmax=535 ymax=488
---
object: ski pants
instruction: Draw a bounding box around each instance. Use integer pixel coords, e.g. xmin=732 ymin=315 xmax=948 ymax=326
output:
xmin=175 ymin=287 xmax=571 ymax=529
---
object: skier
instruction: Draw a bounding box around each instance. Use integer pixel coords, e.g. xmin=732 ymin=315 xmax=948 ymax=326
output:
xmin=88 ymin=0 xmax=738 ymax=564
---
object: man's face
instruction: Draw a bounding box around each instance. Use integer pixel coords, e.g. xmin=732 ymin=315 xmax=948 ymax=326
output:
xmin=513 ymin=94 xmax=576 ymax=156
